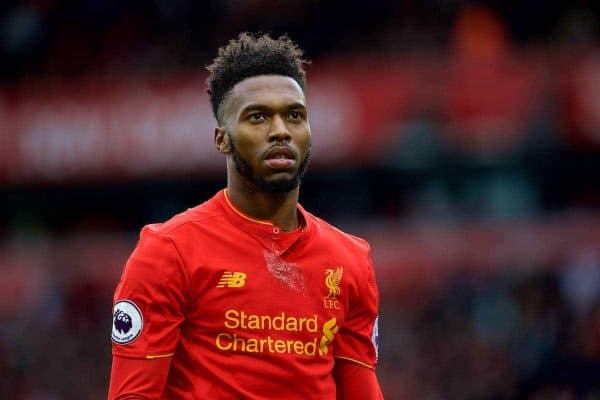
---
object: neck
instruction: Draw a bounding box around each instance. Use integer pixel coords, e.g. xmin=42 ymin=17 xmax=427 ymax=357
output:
xmin=226 ymin=176 xmax=300 ymax=232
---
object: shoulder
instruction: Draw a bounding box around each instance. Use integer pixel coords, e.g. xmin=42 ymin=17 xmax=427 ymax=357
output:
xmin=125 ymin=198 xmax=225 ymax=277
xmin=138 ymin=195 xmax=225 ymax=244
xmin=304 ymin=211 xmax=378 ymax=305
xmin=304 ymin=211 xmax=372 ymax=256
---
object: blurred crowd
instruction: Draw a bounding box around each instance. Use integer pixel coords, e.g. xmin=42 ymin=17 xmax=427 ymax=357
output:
xmin=1 ymin=1 xmax=600 ymax=399
xmin=0 ymin=0 xmax=598 ymax=82
xmin=0 ymin=266 xmax=112 ymax=399
xmin=379 ymin=250 xmax=600 ymax=399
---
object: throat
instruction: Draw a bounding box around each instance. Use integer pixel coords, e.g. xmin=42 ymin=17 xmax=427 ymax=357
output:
xmin=226 ymin=187 xmax=300 ymax=232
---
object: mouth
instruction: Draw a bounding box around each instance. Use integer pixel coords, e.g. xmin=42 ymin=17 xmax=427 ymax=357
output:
xmin=263 ymin=146 xmax=297 ymax=170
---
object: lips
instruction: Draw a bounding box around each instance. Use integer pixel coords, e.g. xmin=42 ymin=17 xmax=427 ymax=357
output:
xmin=264 ymin=146 xmax=297 ymax=161
xmin=263 ymin=146 xmax=297 ymax=169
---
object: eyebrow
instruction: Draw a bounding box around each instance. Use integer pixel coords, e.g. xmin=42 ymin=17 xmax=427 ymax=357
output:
xmin=240 ymin=102 xmax=306 ymax=115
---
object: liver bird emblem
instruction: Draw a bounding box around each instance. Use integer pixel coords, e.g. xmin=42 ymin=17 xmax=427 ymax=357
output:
xmin=325 ymin=267 xmax=343 ymax=299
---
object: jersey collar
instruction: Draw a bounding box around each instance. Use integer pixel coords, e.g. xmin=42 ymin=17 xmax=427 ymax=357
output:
xmin=218 ymin=189 xmax=311 ymax=239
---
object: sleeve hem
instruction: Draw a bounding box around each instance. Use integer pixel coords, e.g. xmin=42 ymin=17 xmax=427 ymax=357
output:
xmin=335 ymin=356 xmax=375 ymax=369
xmin=112 ymin=350 xmax=176 ymax=360
xmin=145 ymin=352 xmax=174 ymax=360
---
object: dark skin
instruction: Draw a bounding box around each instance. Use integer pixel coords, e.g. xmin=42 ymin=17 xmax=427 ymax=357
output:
xmin=214 ymin=75 xmax=311 ymax=232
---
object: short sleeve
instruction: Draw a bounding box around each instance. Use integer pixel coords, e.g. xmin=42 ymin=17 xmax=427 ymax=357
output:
xmin=334 ymin=250 xmax=380 ymax=369
xmin=111 ymin=226 xmax=188 ymax=359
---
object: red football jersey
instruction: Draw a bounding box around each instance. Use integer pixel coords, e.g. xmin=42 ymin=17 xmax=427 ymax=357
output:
xmin=110 ymin=189 xmax=380 ymax=399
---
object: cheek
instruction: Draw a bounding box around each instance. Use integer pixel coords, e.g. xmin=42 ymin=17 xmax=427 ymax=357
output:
xmin=297 ymin=126 xmax=311 ymax=148
xmin=230 ymin=126 xmax=256 ymax=146
xmin=230 ymin=129 xmax=263 ymax=158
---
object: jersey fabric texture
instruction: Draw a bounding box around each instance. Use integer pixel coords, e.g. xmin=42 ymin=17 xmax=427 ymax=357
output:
xmin=111 ymin=189 xmax=379 ymax=399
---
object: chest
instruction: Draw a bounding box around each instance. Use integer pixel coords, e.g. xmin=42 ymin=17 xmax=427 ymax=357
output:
xmin=181 ymin=231 xmax=351 ymax=334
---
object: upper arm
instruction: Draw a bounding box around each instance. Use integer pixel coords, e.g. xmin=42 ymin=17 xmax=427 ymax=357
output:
xmin=109 ymin=227 xmax=188 ymax=396
xmin=334 ymin=246 xmax=380 ymax=369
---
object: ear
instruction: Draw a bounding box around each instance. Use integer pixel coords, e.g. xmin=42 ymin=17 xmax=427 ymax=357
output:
xmin=214 ymin=127 xmax=231 ymax=154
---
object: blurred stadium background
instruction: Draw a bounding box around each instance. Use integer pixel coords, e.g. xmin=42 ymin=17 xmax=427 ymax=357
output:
xmin=1 ymin=1 xmax=600 ymax=399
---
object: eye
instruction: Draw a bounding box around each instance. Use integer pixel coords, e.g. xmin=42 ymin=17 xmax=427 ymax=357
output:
xmin=248 ymin=112 xmax=266 ymax=122
xmin=288 ymin=111 xmax=304 ymax=121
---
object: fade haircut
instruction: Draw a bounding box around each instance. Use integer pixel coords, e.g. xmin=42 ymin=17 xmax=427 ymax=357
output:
xmin=206 ymin=32 xmax=309 ymax=124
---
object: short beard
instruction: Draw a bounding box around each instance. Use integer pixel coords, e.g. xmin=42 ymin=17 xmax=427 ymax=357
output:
xmin=229 ymin=137 xmax=311 ymax=194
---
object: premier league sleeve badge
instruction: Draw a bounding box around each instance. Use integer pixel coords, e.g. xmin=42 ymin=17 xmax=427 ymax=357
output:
xmin=111 ymin=300 xmax=143 ymax=345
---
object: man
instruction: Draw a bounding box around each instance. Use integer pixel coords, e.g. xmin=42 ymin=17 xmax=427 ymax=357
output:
xmin=108 ymin=33 xmax=382 ymax=399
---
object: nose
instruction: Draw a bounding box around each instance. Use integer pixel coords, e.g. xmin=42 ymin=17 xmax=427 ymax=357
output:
xmin=268 ymin=115 xmax=291 ymax=142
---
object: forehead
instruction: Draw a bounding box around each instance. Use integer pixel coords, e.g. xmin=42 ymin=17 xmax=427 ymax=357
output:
xmin=227 ymin=75 xmax=305 ymax=114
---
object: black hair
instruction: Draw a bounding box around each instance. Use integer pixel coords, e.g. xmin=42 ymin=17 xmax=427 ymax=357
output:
xmin=206 ymin=32 xmax=309 ymax=123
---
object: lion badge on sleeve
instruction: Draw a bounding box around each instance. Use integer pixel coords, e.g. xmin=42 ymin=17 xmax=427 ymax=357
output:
xmin=111 ymin=300 xmax=143 ymax=344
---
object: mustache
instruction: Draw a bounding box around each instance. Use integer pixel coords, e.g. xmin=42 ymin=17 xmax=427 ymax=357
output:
xmin=262 ymin=144 xmax=299 ymax=160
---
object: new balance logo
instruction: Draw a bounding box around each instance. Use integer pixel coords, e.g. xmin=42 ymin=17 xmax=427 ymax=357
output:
xmin=217 ymin=272 xmax=247 ymax=288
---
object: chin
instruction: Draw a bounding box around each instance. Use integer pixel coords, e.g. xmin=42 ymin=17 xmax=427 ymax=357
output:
xmin=255 ymin=176 xmax=300 ymax=194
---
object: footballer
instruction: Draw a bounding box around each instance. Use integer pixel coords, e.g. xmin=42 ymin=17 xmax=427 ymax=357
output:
xmin=108 ymin=33 xmax=383 ymax=399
